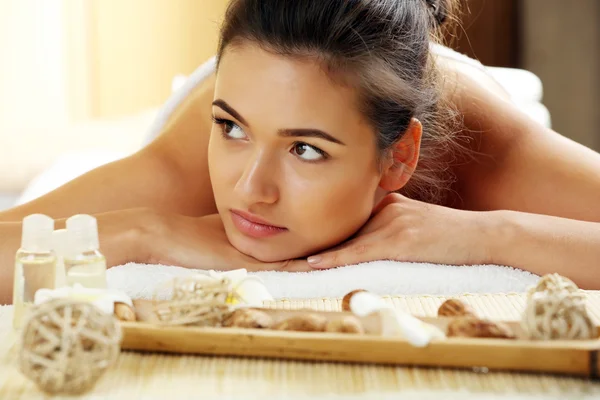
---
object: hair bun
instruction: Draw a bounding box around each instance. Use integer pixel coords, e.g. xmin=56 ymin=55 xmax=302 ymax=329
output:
xmin=425 ymin=0 xmax=449 ymax=27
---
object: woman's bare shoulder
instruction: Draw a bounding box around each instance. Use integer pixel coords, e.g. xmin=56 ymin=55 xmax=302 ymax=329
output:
xmin=435 ymin=52 xmax=511 ymax=104
xmin=439 ymin=56 xmax=600 ymax=220
xmin=145 ymin=72 xmax=219 ymax=216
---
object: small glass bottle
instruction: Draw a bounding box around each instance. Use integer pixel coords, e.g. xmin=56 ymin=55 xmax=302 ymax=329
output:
xmin=64 ymin=214 xmax=107 ymax=289
xmin=51 ymin=229 xmax=68 ymax=288
xmin=13 ymin=214 xmax=57 ymax=329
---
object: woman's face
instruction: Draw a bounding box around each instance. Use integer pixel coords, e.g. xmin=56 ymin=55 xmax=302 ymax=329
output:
xmin=208 ymin=43 xmax=385 ymax=262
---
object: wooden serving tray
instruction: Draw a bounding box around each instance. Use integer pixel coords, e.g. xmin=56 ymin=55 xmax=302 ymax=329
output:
xmin=119 ymin=300 xmax=600 ymax=379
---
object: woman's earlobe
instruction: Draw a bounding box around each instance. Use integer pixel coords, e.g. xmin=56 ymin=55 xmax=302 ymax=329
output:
xmin=379 ymin=162 xmax=410 ymax=192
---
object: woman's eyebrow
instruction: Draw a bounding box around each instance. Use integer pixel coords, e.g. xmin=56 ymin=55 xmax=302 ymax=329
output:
xmin=212 ymin=98 xmax=345 ymax=145
xmin=212 ymin=99 xmax=249 ymax=126
xmin=278 ymin=128 xmax=345 ymax=145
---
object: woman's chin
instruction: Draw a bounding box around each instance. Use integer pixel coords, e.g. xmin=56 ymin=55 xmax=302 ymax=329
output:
xmin=238 ymin=246 xmax=309 ymax=263
xmin=225 ymin=224 xmax=349 ymax=263
xmin=230 ymin=238 xmax=315 ymax=263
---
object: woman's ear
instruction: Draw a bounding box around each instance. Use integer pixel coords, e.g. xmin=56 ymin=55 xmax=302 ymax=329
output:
xmin=379 ymin=118 xmax=422 ymax=192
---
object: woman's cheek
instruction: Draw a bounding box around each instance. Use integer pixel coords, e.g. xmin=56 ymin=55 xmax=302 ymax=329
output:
xmin=302 ymin=182 xmax=372 ymax=247
xmin=209 ymin=143 xmax=241 ymax=206
xmin=207 ymin=132 xmax=224 ymax=185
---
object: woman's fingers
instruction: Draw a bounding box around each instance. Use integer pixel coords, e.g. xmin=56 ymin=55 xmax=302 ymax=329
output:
xmin=307 ymin=236 xmax=382 ymax=269
xmin=279 ymin=259 xmax=313 ymax=272
xmin=244 ymin=257 xmax=312 ymax=273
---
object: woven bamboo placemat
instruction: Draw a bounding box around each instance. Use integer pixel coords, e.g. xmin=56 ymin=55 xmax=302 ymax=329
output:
xmin=2 ymin=292 xmax=600 ymax=399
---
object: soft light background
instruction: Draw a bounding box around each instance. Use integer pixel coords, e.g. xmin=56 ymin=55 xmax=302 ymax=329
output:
xmin=0 ymin=0 xmax=599 ymax=211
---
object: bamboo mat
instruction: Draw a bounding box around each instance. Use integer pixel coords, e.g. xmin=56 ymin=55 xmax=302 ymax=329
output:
xmin=2 ymin=292 xmax=600 ymax=399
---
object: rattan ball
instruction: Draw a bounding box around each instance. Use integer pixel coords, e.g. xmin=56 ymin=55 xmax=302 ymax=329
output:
xmin=527 ymin=273 xmax=579 ymax=298
xmin=522 ymin=275 xmax=595 ymax=340
xmin=19 ymin=298 xmax=122 ymax=395
xmin=523 ymin=291 xmax=595 ymax=340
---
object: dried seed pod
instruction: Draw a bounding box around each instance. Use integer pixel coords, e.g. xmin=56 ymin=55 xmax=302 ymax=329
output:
xmin=438 ymin=299 xmax=476 ymax=318
xmin=223 ymin=308 xmax=273 ymax=329
xmin=447 ymin=317 xmax=516 ymax=339
xmin=324 ymin=316 xmax=365 ymax=334
xmin=342 ymin=289 xmax=367 ymax=312
xmin=114 ymin=302 xmax=136 ymax=322
xmin=273 ymin=313 xmax=327 ymax=332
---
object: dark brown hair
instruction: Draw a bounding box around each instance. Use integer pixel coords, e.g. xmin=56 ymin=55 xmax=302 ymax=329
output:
xmin=217 ymin=0 xmax=461 ymax=204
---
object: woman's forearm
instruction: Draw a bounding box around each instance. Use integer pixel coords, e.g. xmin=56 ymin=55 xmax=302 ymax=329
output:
xmin=0 ymin=208 xmax=149 ymax=304
xmin=491 ymin=210 xmax=600 ymax=289
xmin=0 ymin=222 xmax=23 ymax=303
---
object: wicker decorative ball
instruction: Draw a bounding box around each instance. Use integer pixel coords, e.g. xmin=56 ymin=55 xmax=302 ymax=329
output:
xmin=19 ymin=298 xmax=122 ymax=395
xmin=522 ymin=275 xmax=595 ymax=340
xmin=527 ymin=273 xmax=579 ymax=298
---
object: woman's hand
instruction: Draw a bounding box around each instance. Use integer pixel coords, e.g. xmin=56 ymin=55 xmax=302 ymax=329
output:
xmin=307 ymin=193 xmax=497 ymax=269
xmin=141 ymin=211 xmax=311 ymax=272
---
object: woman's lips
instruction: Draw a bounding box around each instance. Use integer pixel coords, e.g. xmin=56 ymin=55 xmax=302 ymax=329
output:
xmin=230 ymin=210 xmax=288 ymax=239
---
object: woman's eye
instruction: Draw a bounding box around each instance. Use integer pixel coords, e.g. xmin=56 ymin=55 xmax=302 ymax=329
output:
xmin=291 ymin=142 xmax=326 ymax=161
xmin=213 ymin=117 xmax=247 ymax=140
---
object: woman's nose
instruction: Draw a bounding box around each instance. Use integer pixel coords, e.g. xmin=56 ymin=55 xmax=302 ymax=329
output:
xmin=234 ymin=153 xmax=279 ymax=205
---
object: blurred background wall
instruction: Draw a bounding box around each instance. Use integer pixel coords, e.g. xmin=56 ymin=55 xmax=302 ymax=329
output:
xmin=79 ymin=0 xmax=226 ymax=119
xmin=0 ymin=0 xmax=227 ymax=126
xmin=450 ymin=0 xmax=600 ymax=150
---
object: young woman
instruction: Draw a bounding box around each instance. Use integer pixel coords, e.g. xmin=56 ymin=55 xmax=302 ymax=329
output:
xmin=1 ymin=0 xmax=600 ymax=304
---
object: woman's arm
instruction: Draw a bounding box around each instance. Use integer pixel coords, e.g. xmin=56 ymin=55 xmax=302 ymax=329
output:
xmin=308 ymin=194 xmax=600 ymax=289
xmin=492 ymin=210 xmax=600 ymax=289
xmin=0 ymin=75 xmax=218 ymax=222
xmin=1 ymin=222 xmax=29 ymax=303
xmin=446 ymin=63 xmax=600 ymax=222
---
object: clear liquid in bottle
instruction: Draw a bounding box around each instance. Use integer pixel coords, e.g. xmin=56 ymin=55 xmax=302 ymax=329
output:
xmin=52 ymin=229 xmax=68 ymax=288
xmin=64 ymin=215 xmax=107 ymax=289
xmin=13 ymin=215 xmax=56 ymax=329
xmin=64 ymin=251 xmax=107 ymax=289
